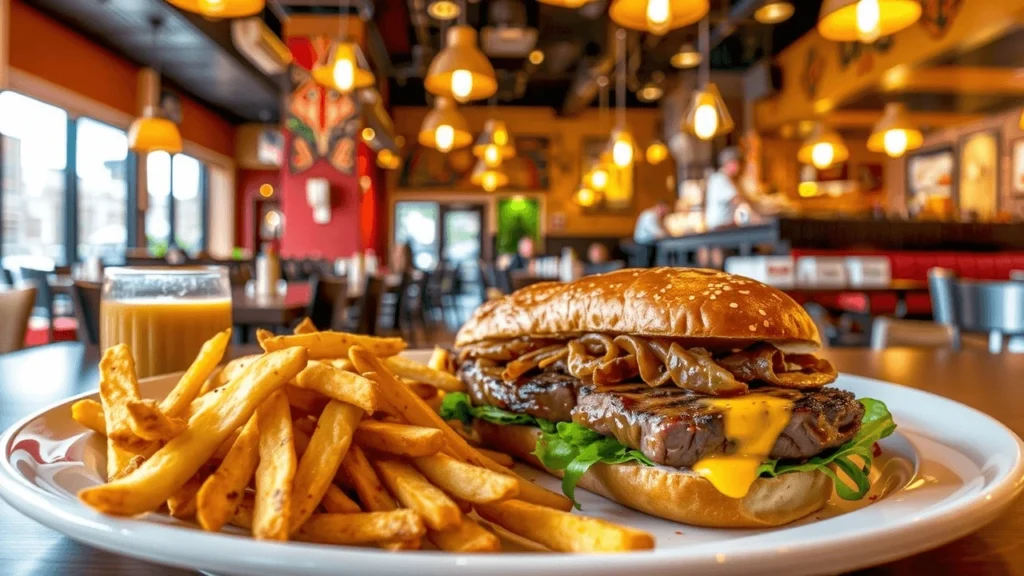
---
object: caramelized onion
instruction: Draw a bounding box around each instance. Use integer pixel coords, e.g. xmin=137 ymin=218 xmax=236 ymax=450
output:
xmin=662 ymin=344 xmax=748 ymax=396
xmin=717 ymin=344 xmax=837 ymax=389
xmin=566 ymin=334 xmax=619 ymax=379
xmin=502 ymin=344 xmax=568 ymax=381
xmin=613 ymin=335 xmax=672 ymax=386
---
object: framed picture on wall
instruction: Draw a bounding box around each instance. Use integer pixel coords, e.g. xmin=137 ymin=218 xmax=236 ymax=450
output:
xmin=958 ymin=129 xmax=1000 ymax=219
xmin=905 ymin=145 xmax=955 ymax=217
xmin=1011 ymin=138 xmax=1024 ymax=196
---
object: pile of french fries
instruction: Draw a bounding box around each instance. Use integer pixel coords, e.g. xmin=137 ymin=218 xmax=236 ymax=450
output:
xmin=72 ymin=321 xmax=654 ymax=553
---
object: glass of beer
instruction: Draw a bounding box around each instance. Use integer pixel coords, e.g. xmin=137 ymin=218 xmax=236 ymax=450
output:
xmin=100 ymin=266 xmax=232 ymax=379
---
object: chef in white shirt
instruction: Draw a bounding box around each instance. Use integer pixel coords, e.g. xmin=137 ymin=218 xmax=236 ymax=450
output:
xmin=633 ymin=201 xmax=670 ymax=244
xmin=704 ymin=147 xmax=744 ymax=230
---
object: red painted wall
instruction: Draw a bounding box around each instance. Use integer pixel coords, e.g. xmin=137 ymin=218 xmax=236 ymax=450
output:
xmin=236 ymin=169 xmax=281 ymax=252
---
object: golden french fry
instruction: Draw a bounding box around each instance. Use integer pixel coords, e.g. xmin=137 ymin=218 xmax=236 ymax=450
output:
xmin=106 ymin=443 xmax=137 ymax=481
xmin=78 ymin=347 xmax=308 ymax=516
xmin=348 ymin=346 xmax=572 ymax=511
xmin=354 ymin=421 xmax=445 ymax=458
xmin=205 ymin=354 xmax=261 ymax=395
xmin=167 ymin=474 xmax=203 ymax=519
xmin=253 ymin=390 xmax=297 ymax=541
xmin=321 ymin=484 xmax=361 ymax=514
xmin=320 ymin=358 xmax=354 ymax=372
xmin=292 ymin=362 xmax=378 ymax=413
xmin=98 ymin=344 xmax=145 ymax=447
xmin=72 ymin=399 xmax=106 ymax=435
xmin=212 ymin=427 xmax=242 ymax=461
xmin=285 ymin=386 xmax=329 ymax=415
xmin=289 ymin=400 xmax=362 ymax=533
xmin=475 ymin=500 xmax=655 ymax=553
xmin=126 ymin=399 xmax=187 ymax=442
xmin=260 ymin=330 xmax=406 ymax=359
xmin=338 ymin=444 xmax=396 ymax=513
xmin=478 ymin=448 xmax=515 ymax=468
xmin=199 ymin=366 xmax=225 ymax=396
xmin=372 ymin=458 xmax=461 ymax=531
xmin=197 ymin=415 xmax=261 ymax=532
xmin=296 ymin=511 xmax=425 ymax=545
xmin=159 ymin=329 xmax=231 ymax=417
xmin=427 ymin=347 xmax=451 ymax=373
xmin=292 ymin=415 xmax=317 ymax=440
xmin=412 ymin=453 xmax=519 ymax=504
xmin=407 ymin=382 xmax=439 ymax=400
xmin=428 ymin=516 xmax=500 ymax=552
xmin=294 ymin=317 xmax=317 ymax=335
xmin=231 ymin=495 xmax=254 ymax=530
xmin=384 ymin=356 xmax=464 ymax=392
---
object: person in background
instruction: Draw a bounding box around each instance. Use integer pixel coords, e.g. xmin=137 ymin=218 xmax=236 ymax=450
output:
xmin=586 ymin=242 xmax=610 ymax=264
xmin=633 ymin=201 xmax=670 ymax=244
xmin=507 ymin=236 xmax=536 ymax=271
xmin=704 ymin=146 xmax=744 ymax=230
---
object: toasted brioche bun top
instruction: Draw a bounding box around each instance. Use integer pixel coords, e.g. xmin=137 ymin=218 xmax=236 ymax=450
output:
xmin=456 ymin=267 xmax=821 ymax=353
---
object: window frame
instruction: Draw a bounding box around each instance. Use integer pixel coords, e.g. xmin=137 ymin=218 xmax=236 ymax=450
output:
xmin=146 ymin=152 xmax=210 ymax=253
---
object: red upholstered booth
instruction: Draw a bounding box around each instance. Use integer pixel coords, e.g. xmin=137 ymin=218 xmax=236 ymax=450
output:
xmin=788 ymin=250 xmax=1024 ymax=316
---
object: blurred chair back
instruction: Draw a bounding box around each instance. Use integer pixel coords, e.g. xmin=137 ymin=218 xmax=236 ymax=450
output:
xmin=955 ymin=279 xmax=1024 ymax=353
xmin=349 ymin=275 xmax=383 ymax=335
xmin=1 ymin=267 xmax=13 ymax=287
xmin=19 ymin=267 xmax=53 ymax=317
xmin=378 ymin=271 xmax=409 ymax=334
xmin=928 ymin=266 xmax=960 ymax=348
xmin=870 ymin=317 xmax=956 ymax=350
xmin=583 ymin=260 xmax=626 ymax=276
xmin=0 ymin=286 xmax=37 ymax=354
xmin=307 ymin=274 xmax=347 ymax=330
xmin=228 ymin=260 xmax=254 ymax=288
xmin=71 ymin=281 xmax=102 ymax=346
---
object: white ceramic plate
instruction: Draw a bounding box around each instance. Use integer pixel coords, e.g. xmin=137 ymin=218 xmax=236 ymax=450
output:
xmin=2 ymin=352 xmax=1023 ymax=576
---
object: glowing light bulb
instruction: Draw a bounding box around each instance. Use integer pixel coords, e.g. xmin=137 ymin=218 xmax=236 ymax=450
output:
xmin=811 ymin=142 xmax=835 ymax=169
xmin=575 ymin=187 xmax=596 ymax=207
xmin=613 ymin=137 xmax=633 ymax=168
xmin=482 ymin=172 xmax=498 ymax=192
xmin=646 ymin=142 xmax=668 ymax=165
xmin=333 ymin=57 xmax=355 ymax=92
xmin=856 ymin=0 xmax=881 ymax=43
xmin=646 ymin=0 xmax=672 ymax=35
xmin=590 ymin=168 xmax=608 ymax=191
xmin=200 ymin=0 xmax=225 ymax=13
xmin=361 ymin=127 xmax=375 ymax=142
xmin=484 ymin=145 xmax=501 ymax=168
xmin=693 ymin=104 xmax=719 ymax=140
xmin=435 ymin=125 xmax=455 ymax=152
xmin=451 ymin=69 xmax=473 ymax=101
xmin=883 ymin=129 xmax=909 ymax=158
xmin=493 ymin=128 xmax=508 ymax=147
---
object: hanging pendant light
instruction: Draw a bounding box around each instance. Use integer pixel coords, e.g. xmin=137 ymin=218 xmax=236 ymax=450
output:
xmin=682 ymin=18 xmax=733 ymax=141
xmin=609 ymin=0 xmax=709 ymax=35
xmin=754 ymin=1 xmax=795 ymax=24
xmin=867 ymin=103 xmax=923 ymax=158
xmin=165 ymin=0 xmax=264 ymax=18
xmin=377 ymin=148 xmax=401 ymax=170
xmin=473 ymin=119 xmax=516 ymax=167
xmin=427 ymin=0 xmax=460 ymax=20
xmin=573 ymin=186 xmax=601 ymax=208
xmin=538 ymin=0 xmax=594 ymax=6
xmin=470 ymin=159 xmax=509 ymax=192
xmin=670 ymin=43 xmax=701 ymax=69
xmin=818 ymin=0 xmax=922 ymax=43
xmin=798 ymin=124 xmax=849 ymax=170
xmin=604 ymin=28 xmax=636 ymax=169
xmin=425 ymin=25 xmax=497 ymax=103
xmin=418 ymin=97 xmax=472 ymax=152
xmin=129 ymin=106 xmax=183 ymax=154
xmin=312 ymin=42 xmax=375 ymax=93
xmin=645 ymin=140 xmax=669 ymax=165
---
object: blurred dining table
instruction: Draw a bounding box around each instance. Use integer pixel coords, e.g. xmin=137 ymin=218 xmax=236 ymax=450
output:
xmin=2 ymin=344 xmax=1024 ymax=575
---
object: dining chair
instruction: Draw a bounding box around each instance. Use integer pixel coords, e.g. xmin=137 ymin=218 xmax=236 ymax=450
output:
xmin=0 ymin=285 xmax=37 ymax=354
xmin=583 ymin=260 xmax=626 ymax=276
xmin=71 ymin=281 xmax=103 ymax=346
xmin=19 ymin=267 xmax=70 ymax=342
xmin=343 ymin=275 xmax=383 ymax=335
xmin=928 ymin=267 xmax=961 ymax=349
xmin=306 ymin=274 xmax=347 ymax=331
xmin=954 ymin=279 xmax=1024 ymax=354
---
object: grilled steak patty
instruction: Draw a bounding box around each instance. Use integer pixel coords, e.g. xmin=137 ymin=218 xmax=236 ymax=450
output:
xmin=458 ymin=359 xmax=864 ymax=468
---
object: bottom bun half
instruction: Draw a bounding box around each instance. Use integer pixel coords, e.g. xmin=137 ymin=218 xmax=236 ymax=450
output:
xmin=474 ymin=421 xmax=832 ymax=529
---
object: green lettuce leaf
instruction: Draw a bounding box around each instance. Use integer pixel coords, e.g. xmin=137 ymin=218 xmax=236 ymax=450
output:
xmin=757 ymin=398 xmax=897 ymax=500
xmin=439 ymin=392 xmax=538 ymax=427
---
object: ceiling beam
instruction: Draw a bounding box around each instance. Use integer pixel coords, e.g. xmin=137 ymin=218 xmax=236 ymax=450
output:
xmin=824 ymin=109 xmax=986 ymax=129
xmin=881 ymin=66 xmax=1024 ymax=95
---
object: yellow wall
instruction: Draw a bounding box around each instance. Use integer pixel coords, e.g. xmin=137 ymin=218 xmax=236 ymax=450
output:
xmin=390 ymin=106 xmax=675 ymax=237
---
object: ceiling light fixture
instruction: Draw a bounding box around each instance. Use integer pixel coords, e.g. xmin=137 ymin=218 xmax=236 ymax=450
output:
xmin=605 ymin=28 xmax=636 ymax=169
xmin=573 ymin=186 xmax=601 ymax=208
xmin=377 ymin=148 xmax=401 ymax=170
xmin=165 ymin=0 xmax=264 ymax=18
xmin=637 ymin=81 xmax=664 ymax=103
xmin=418 ymin=97 xmax=472 ymax=153
xmin=670 ymin=43 xmax=701 ymax=69
xmin=361 ymin=127 xmax=376 ymax=142
xmin=798 ymin=124 xmax=849 ymax=170
xmin=754 ymin=1 xmax=795 ymax=24
xmin=425 ymin=24 xmax=497 ymax=103
xmin=311 ymin=2 xmax=375 ymax=93
xmin=645 ymin=140 xmax=669 ymax=165
xmin=682 ymin=18 xmax=734 ymax=141
xmin=538 ymin=0 xmax=594 ymax=6
xmin=528 ymin=49 xmax=545 ymax=65
xmin=473 ymin=119 xmax=516 ymax=168
xmin=129 ymin=19 xmax=182 ymax=154
xmin=470 ymin=158 xmax=509 ymax=192
xmin=427 ymin=0 xmax=460 ymax=20
xmin=867 ymin=103 xmax=923 ymax=158
xmin=609 ymin=0 xmax=709 ymax=35
xmin=817 ymin=0 xmax=922 ymax=43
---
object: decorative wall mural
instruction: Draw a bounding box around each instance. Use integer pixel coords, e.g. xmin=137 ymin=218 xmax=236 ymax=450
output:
xmin=286 ymin=36 xmax=359 ymax=176
xmin=837 ymin=36 xmax=894 ymax=74
xmin=920 ymin=0 xmax=962 ymax=37
xmin=801 ymin=46 xmax=824 ymax=100
xmin=398 ymin=136 xmax=551 ymax=190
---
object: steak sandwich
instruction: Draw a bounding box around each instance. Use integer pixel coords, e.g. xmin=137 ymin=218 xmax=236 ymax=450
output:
xmin=442 ymin=268 xmax=896 ymax=528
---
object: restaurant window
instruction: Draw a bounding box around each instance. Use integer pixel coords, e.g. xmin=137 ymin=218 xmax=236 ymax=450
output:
xmin=147 ymin=152 xmax=207 ymax=254
xmin=76 ymin=118 xmax=129 ymax=264
xmin=0 ymin=91 xmax=69 ymax=268
xmin=394 ymin=202 xmax=440 ymax=271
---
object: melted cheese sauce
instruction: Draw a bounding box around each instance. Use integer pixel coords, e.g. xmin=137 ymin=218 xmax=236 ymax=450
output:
xmin=692 ymin=395 xmax=794 ymax=499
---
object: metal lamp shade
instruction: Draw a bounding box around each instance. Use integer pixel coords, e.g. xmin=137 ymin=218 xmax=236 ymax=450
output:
xmin=472 ymin=119 xmax=516 ymax=161
xmin=311 ymin=42 xmax=376 ymax=93
xmin=609 ymin=0 xmax=710 ymax=33
xmin=798 ymin=125 xmax=850 ymax=167
xmin=670 ymin=44 xmax=702 ymax=69
xmin=128 ymin=112 xmax=183 ymax=154
xmin=424 ymin=26 xmax=498 ymax=103
xmin=470 ymin=159 xmax=509 ymax=191
xmin=165 ymin=0 xmax=264 ymax=18
xmin=418 ymin=97 xmax=473 ymax=151
xmin=867 ymin=103 xmax=923 ymax=156
xmin=817 ymin=0 xmax=922 ymax=42
xmin=683 ymin=83 xmax=734 ymax=140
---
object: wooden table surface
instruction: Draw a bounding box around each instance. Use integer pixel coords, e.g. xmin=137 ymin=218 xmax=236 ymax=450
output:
xmin=231 ymin=281 xmax=312 ymax=327
xmin=1 ymin=344 xmax=1023 ymax=575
